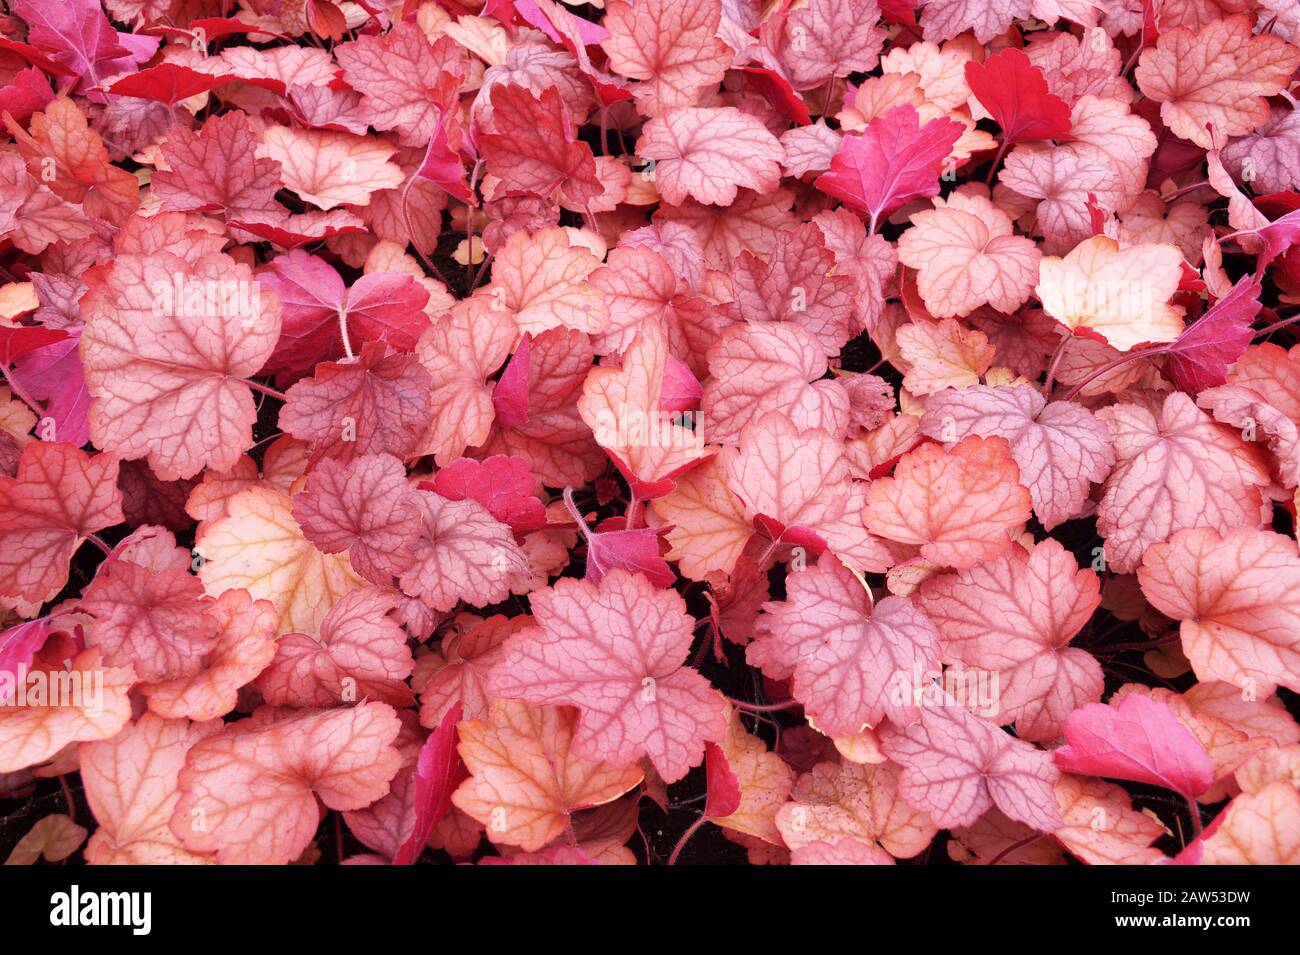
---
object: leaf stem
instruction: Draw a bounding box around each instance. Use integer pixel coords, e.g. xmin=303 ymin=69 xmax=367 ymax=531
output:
xmin=337 ymin=305 xmax=354 ymax=361
xmin=723 ymin=695 xmax=800 ymax=713
xmin=1185 ymin=795 xmax=1203 ymax=842
xmin=1059 ymin=345 xmax=1167 ymax=403
xmin=1041 ymin=335 xmax=1072 ymax=397
xmin=667 ymin=815 xmax=707 ymax=865
xmin=244 ymin=379 xmax=288 ymax=401
xmin=984 ymin=138 xmax=1010 ymax=187
xmin=987 ymin=832 xmax=1044 ymax=865
xmin=1160 ymin=179 xmax=1210 ymax=203
xmin=1254 ymin=311 xmax=1300 ymax=340
xmin=561 ymin=486 xmax=594 ymax=547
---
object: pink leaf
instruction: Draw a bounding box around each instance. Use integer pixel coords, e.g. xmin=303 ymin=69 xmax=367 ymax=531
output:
xmin=637 ymin=106 xmax=784 ymax=206
xmin=881 ymin=700 xmax=1063 ymax=832
xmin=280 ymin=344 xmax=433 ymax=464
xmin=915 ymin=539 xmax=1104 ymax=742
xmin=1054 ymin=693 xmax=1215 ymax=799
xmin=480 ymin=84 xmax=602 ymax=206
xmin=256 ymin=586 xmax=415 ymax=709
xmin=814 ymin=105 xmax=963 ymax=231
xmin=920 ymin=385 xmax=1114 ymax=530
xmin=291 ymin=453 xmax=421 ymax=585
xmin=748 ymin=555 xmax=941 ymax=735
xmin=492 ymin=570 xmax=727 ymax=782
xmin=172 ymin=703 xmax=404 ymax=865
xmin=1164 ymin=275 xmax=1263 ymax=394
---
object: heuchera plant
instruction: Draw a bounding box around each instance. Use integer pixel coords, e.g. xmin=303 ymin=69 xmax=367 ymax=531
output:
xmin=1 ymin=0 xmax=1300 ymax=867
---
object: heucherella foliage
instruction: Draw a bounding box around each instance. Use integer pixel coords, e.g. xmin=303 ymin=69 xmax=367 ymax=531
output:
xmin=1 ymin=0 xmax=1299 ymax=868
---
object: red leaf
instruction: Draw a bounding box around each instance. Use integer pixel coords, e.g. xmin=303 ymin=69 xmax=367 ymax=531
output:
xmin=393 ymin=704 xmax=466 ymax=865
xmin=703 ymin=742 xmax=742 ymax=819
xmin=964 ymin=48 xmax=1073 ymax=147
xmin=429 ymin=455 xmax=548 ymax=538
xmin=103 ymin=64 xmax=235 ymax=105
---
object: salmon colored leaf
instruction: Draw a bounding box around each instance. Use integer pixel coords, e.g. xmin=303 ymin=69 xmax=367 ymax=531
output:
xmin=760 ymin=0 xmax=885 ymax=91
xmin=153 ymin=112 xmax=281 ymax=218
xmin=139 ymin=589 xmax=278 ymax=722
xmin=648 ymin=456 xmax=752 ymax=581
xmin=171 ymin=702 xmax=403 ymax=865
xmin=917 ymin=0 xmax=1030 ymax=43
xmin=1134 ymin=15 xmax=1300 ymax=149
xmin=0 ymin=648 xmax=133 ymax=773
xmin=637 ymin=106 xmax=783 ymax=206
xmin=291 ymin=453 xmax=421 ymax=585
xmin=1095 ymin=393 xmax=1270 ymax=573
xmin=416 ymin=295 xmax=517 ymax=464
xmin=80 ymin=247 xmax=282 ymax=481
xmin=703 ymin=321 xmax=850 ymax=446
xmin=1138 ymin=527 xmax=1300 ymax=696
xmin=1198 ymin=782 xmax=1300 ymax=864
xmin=255 ymin=586 xmax=415 ymax=709
xmin=196 ymin=487 xmax=364 ymax=637
xmin=80 ymin=556 xmax=217 ymax=684
xmin=0 ymin=442 xmax=122 ymax=605
xmin=602 ymin=0 xmax=731 ymax=114
xmin=775 ymin=760 xmax=938 ymax=860
xmin=864 ymin=436 xmax=1030 ymax=569
xmin=1035 ymin=236 xmax=1185 ymax=351
xmin=480 ymin=84 xmax=602 ymax=206
xmin=1052 ymin=774 xmax=1166 ymax=866
xmin=920 ymin=385 xmax=1114 ymax=530
xmin=723 ymin=412 xmax=892 ymax=572
xmin=399 ymin=491 xmax=529 ymax=613
xmin=335 ymin=23 xmax=465 ymax=147
xmin=260 ymin=126 xmax=404 ymax=210
xmin=709 ymin=709 xmax=794 ymax=844
xmin=418 ymin=615 xmax=533 ymax=726
xmin=728 ymin=222 xmax=856 ymax=354
xmin=579 ymin=320 xmax=708 ymax=497
xmin=452 ymin=699 xmax=643 ymax=851
xmin=280 ymin=344 xmax=432 ymax=464
xmin=80 ymin=713 xmax=223 ymax=865
xmin=896 ymin=192 xmax=1041 ymax=318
